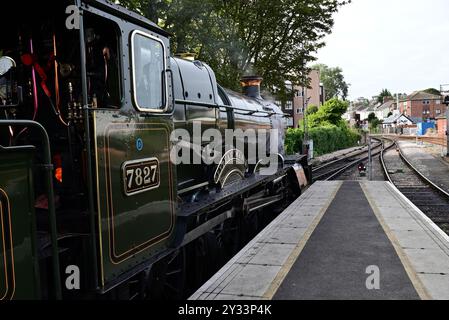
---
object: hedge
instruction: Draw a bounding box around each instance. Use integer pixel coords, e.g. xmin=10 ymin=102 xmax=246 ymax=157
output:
xmin=285 ymin=124 xmax=361 ymax=156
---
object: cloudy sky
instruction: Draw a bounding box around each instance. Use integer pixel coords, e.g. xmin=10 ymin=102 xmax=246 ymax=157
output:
xmin=317 ymin=0 xmax=449 ymax=101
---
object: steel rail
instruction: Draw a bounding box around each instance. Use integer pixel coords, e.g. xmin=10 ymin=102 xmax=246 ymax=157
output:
xmin=325 ymin=139 xmax=395 ymax=181
xmin=312 ymin=145 xmax=370 ymax=173
xmin=312 ymin=139 xmax=385 ymax=182
xmin=381 ymin=139 xmax=449 ymax=199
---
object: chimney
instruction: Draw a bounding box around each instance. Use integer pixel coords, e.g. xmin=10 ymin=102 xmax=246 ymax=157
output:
xmin=383 ymin=96 xmax=393 ymax=103
xmin=240 ymin=76 xmax=263 ymax=99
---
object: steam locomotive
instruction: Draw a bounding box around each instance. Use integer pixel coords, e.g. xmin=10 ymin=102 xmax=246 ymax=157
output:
xmin=0 ymin=0 xmax=309 ymax=299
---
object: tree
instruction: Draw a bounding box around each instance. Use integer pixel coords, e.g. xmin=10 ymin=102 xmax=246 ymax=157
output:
xmin=308 ymin=98 xmax=349 ymax=128
xmin=367 ymin=112 xmax=380 ymax=132
xmin=306 ymin=105 xmax=319 ymax=116
xmin=312 ymin=64 xmax=349 ymax=101
xmin=367 ymin=112 xmax=377 ymax=123
xmin=423 ymin=88 xmax=441 ymax=96
xmin=377 ymin=89 xmax=392 ymax=105
xmin=117 ymin=0 xmax=350 ymax=92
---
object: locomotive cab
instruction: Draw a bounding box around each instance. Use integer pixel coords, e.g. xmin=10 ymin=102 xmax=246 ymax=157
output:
xmin=1 ymin=0 xmax=177 ymax=299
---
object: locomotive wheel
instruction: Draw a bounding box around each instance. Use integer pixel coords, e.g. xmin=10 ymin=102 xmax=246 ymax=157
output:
xmin=191 ymin=230 xmax=225 ymax=287
xmin=147 ymin=248 xmax=186 ymax=300
xmin=222 ymin=217 xmax=242 ymax=259
xmin=242 ymin=210 xmax=260 ymax=243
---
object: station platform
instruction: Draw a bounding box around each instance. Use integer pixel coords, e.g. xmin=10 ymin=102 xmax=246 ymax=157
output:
xmin=190 ymin=181 xmax=449 ymax=300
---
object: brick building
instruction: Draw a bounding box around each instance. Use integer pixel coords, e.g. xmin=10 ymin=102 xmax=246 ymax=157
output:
xmin=292 ymin=69 xmax=325 ymax=128
xmin=399 ymin=91 xmax=446 ymax=121
xmin=280 ymin=81 xmax=294 ymax=127
xmin=436 ymin=115 xmax=447 ymax=136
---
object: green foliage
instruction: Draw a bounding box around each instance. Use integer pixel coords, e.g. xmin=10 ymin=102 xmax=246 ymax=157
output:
xmin=367 ymin=112 xmax=377 ymax=122
xmin=285 ymin=128 xmax=305 ymax=155
xmin=117 ymin=0 xmax=350 ymax=92
xmin=307 ymin=98 xmax=349 ymax=128
xmin=367 ymin=112 xmax=380 ymax=132
xmin=286 ymin=98 xmax=359 ymax=156
xmin=369 ymin=119 xmax=381 ymax=132
xmin=312 ymin=64 xmax=349 ymax=101
xmin=377 ymin=89 xmax=392 ymax=104
xmin=306 ymin=105 xmax=319 ymax=116
xmin=285 ymin=125 xmax=360 ymax=156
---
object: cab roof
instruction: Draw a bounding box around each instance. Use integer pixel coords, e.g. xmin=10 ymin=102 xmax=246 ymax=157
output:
xmin=83 ymin=0 xmax=170 ymax=37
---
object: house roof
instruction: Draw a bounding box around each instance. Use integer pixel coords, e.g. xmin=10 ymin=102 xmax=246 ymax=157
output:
xmin=382 ymin=114 xmax=415 ymax=124
xmin=376 ymin=100 xmax=396 ymax=111
xmin=403 ymin=91 xmax=441 ymax=102
xmin=356 ymin=105 xmax=369 ymax=112
xmin=409 ymin=117 xmax=423 ymax=124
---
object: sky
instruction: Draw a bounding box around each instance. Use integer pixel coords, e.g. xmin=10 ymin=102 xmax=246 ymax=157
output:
xmin=316 ymin=0 xmax=449 ymax=101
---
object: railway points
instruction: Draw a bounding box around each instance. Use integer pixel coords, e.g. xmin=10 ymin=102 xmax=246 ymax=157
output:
xmin=190 ymin=180 xmax=449 ymax=300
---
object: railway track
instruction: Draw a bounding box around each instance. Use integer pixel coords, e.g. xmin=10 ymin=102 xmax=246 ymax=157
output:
xmin=313 ymin=139 xmax=392 ymax=181
xmin=381 ymin=140 xmax=449 ymax=234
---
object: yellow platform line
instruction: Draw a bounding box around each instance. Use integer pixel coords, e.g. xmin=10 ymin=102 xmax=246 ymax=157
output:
xmin=263 ymin=181 xmax=343 ymax=299
xmin=360 ymin=182 xmax=431 ymax=300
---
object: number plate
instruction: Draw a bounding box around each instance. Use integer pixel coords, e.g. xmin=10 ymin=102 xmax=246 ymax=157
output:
xmin=122 ymin=158 xmax=160 ymax=196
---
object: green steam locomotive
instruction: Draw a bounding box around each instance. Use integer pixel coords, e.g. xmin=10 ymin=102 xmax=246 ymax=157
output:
xmin=0 ymin=0 xmax=309 ymax=299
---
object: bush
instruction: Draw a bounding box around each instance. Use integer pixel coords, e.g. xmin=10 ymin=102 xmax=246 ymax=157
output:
xmin=307 ymin=98 xmax=349 ymax=128
xmin=285 ymin=128 xmax=305 ymax=155
xmin=285 ymin=123 xmax=361 ymax=156
xmin=286 ymin=98 xmax=360 ymax=156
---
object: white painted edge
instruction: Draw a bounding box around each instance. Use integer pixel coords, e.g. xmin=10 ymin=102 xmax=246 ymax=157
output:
xmin=189 ymin=181 xmax=340 ymax=300
xmin=386 ymin=181 xmax=449 ymax=245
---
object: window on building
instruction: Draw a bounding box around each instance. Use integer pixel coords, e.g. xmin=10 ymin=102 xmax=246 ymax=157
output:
xmin=436 ymin=100 xmax=441 ymax=105
xmin=436 ymin=109 xmax=441 ymax=114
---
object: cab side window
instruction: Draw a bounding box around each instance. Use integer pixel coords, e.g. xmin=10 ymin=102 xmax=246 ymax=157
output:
xmin=85 ymin=14 xmax=121 ymax=108
xmin=132 ymin=31 xmax=166 ymax=111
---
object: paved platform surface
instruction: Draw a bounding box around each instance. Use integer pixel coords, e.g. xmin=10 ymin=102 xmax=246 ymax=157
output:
xmin=190 ymin=181 xmax=449 ymax=300
xmin=398 ymin=140 xmax=449 ymax=194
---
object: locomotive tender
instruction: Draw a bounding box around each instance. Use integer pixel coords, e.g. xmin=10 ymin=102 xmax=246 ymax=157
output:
xmin=0 ymin=0 xmax=309 ymax=299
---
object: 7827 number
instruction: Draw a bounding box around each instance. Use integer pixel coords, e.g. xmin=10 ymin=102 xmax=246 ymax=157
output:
xmin=122 ymin=158 xmax=160 ymax=196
